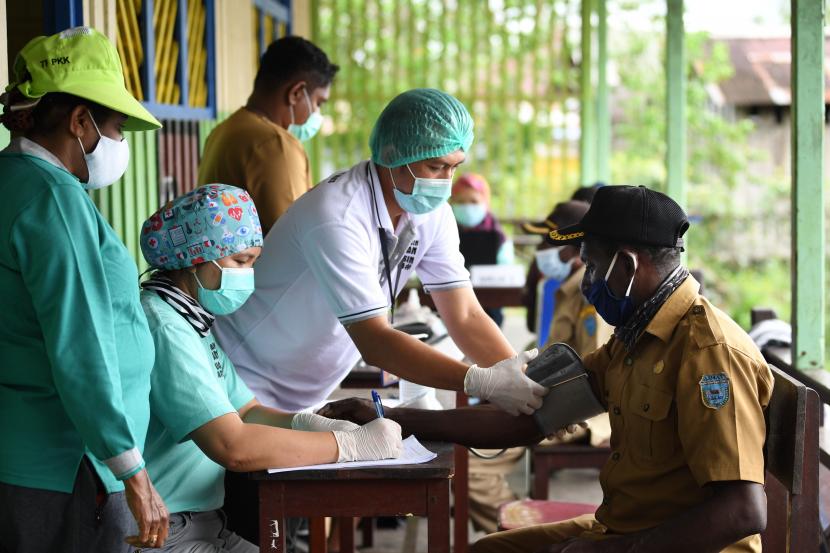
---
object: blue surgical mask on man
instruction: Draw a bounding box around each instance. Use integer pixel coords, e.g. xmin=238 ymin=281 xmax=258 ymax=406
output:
xmin=389 ymin=164 xmax=452 ymax=215
xmin=452 ymin=203 xmax=487 ymax=227
xmin=584 ymin=251 xmax=637 ymax=326
xmin=535 ymin=247 xmax=573 ymax=281
xmin=288 ymin=88 xmax=323 ymax=142
xmin=194 ymin=260 xmax=255 ymax=315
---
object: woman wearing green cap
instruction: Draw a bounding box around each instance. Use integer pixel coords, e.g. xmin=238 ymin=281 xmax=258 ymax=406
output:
xmin=137 ymin=184 xmax=402 ymax=552
xmin=0 ymin=27 xmax=168 ymax=552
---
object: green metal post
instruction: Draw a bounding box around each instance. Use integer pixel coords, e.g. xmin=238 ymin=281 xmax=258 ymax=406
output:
xmin=596 ymin=0 xmax=610 ymax=183
xmin=579 ymin=0 xmax=596 ymax=186
xmin=666 ymin=0 xmax=686 ymax=207
xmin=791 ymin=0 xmax=826 ymax=370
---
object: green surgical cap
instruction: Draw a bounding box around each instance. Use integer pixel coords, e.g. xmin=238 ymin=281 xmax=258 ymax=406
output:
xmin=369 ymin=88 xmax=474 ymax=168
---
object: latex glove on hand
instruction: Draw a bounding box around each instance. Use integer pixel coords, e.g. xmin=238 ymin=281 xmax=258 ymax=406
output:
xmin=464 ymin=349 xmax=548 ymax=416
xmin=333 ymin=418 xmax=403 ymax=462
xmin=291 ymin=411 xmax=360 ymax=432
xmin=547 ymin=421 xmax=590 ymax=441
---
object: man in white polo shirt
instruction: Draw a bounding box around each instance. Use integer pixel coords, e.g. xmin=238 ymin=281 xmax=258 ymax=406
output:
xmin=214 ymin=88 xmax=545 ymax=417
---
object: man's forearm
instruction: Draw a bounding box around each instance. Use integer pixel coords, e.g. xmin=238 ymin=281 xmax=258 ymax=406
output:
xmin=387 ymin=404 xmax=542 ymax=448
xmin=584 ymin=481 xmax=766 ymax=553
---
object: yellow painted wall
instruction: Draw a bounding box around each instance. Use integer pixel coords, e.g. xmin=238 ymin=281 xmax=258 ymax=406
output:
xmin=214 ymin=0 xmax=256 ymax=113
xmin=83 ymin=0 xmax=116 ymax=42
xmin=292 ymin=0 xmax=311 ymax=39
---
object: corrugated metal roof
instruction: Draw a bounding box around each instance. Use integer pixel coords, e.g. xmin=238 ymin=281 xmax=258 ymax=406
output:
xmin=711 ymin=37 xmax=830 ymax=107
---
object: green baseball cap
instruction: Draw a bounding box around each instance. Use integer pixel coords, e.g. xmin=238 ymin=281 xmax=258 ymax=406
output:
xmin=7 ymin=26 xmax=161 ymax=131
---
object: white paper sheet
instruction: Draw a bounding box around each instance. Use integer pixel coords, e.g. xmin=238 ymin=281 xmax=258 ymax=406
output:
xmin=266 ymin=435 xmax=437 ymax=474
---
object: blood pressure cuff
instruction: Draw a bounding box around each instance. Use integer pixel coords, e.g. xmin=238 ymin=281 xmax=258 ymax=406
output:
xmin=527 ymin=343 xmax=606 ymax=435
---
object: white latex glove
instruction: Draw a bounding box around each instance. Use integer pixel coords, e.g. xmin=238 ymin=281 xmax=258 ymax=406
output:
xmin=464 ymin=349 xmax=548 ymax=416
xmin=291 ymin=412 xmax=360 ymax=432
xmin=333 ymin=418 xmax=403 ymax=462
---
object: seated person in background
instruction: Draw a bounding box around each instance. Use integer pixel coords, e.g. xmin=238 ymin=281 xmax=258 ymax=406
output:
xmin=450 ymin=172 xmax=514 ymax=327
xmin=138 ymin=185 xmax=402 ymax=553
xmin=538 ymin=200 xmax=613 ymax=446
xmin=323 ymin=185 xmax=771 ymax=553
xmin=522 ymin=183 xmax=602 ymax=333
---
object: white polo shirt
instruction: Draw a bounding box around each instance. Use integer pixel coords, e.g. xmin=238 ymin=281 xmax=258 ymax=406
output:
xmin=213 ymin=160 xmax=471 ymax=411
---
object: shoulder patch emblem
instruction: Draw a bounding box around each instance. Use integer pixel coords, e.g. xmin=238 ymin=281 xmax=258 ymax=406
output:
xmin=583 ymin=316 xmax=597 ymax=337
xmin=699 ymin=373 xmax=730 ymax=409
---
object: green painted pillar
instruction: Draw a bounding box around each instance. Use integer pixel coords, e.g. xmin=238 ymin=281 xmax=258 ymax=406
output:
xmin=596 ymin=0 xmax=610 ymax=183
xmin=579 ymin=0 xmax=596 ymax=187
xmin=791 ymin=0 xmax=826 ymax=370
xmin=665 ymin=0 xmax=686 ymax=208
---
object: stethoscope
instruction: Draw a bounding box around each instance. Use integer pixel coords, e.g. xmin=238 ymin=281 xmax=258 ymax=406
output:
xmin=367 ymin=162 xmax=402 ymax=324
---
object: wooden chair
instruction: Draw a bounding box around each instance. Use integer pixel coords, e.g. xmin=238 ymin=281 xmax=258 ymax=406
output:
xmin=499 ymin=366 xmax=820 ymax=553
xmin=761 ymin=365 xmax=820 ymax=552
xmin=531 ymin=444 xmax=610 ymax=500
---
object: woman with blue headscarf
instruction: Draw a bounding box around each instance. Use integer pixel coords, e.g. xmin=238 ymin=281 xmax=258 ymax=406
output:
xmin=138 ymin=184 xmax=402 ymax=552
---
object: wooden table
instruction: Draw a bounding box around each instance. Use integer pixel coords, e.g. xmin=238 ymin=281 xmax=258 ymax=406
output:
xmin=252 ymin=442 xmax=455 ymax=553
xmin=416 ymin=286 xmax=525 ymax=309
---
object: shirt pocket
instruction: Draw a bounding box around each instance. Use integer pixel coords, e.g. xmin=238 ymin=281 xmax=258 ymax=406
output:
xmin=627 ymin=383 xmax=677 ymax=462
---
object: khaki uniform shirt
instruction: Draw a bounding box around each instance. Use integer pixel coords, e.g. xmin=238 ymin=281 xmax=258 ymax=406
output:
xmin=544 ymin=265 xmax=614 ymax=358
xmin=584 ymin=276 xmax=773 ymax=552
xmin=197 ymin=108 xmax=311 ymax=234
xmin=543 ymin=265 xmax=614 ymax=445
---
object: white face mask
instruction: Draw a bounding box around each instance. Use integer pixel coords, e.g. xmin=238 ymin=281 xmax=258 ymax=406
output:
xmin=77 ymin=112 xmax=130 ymax=190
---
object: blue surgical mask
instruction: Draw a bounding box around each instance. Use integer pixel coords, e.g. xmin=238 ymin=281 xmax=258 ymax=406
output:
xmin=390 ymin=165 xmax=452 ymax=214
xmin=288 ymin=88 xmax=323 ymax=142
xmin=195 ymin=260 xmax=255 ymax=315
xmin=452 ymin=203 xmax=487 ymax=227
xmin=584 ymin=251 xmax=637 ymax=326
xmin=535 ymin=247 xmax=573 ymax=281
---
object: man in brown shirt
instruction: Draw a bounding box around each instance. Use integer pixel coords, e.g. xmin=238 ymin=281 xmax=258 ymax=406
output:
xmin=322 ymin=185 xmax=771 ymax=553
xmin=198 ymin=36 xmax=338 ymax=234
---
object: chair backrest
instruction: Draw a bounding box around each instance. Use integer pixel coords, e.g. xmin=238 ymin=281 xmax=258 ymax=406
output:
xmin=761 ymin=365 xmax=820 ymax=552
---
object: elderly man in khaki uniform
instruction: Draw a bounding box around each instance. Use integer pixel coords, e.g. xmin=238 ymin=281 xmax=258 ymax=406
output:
xmin=321 ymin=185 xmax=772 ymax=553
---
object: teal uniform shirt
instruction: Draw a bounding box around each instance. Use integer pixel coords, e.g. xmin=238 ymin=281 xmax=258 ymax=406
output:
xmin=0 ymin=149 xmax=155 ymax=493
xmin=141 ymin=291 xmax=254 ymax=514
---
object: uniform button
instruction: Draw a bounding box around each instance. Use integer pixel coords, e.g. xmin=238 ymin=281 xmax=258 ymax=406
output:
xmin=611 ymin=452 xmax=620 ymax=461
xmin=624 ymin=357 xmax=633 ymax=366
xmin=692 ymin=305 xmax=704 ymax=315
xmin=613 ymin=406 xmax=621 ymax=415
xmin=642 ymin=403 xmax=650 ymax=412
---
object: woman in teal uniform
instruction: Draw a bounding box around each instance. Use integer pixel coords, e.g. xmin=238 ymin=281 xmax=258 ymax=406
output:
xmin=138 ymin=184 xmax=402 ymax=552
xmin=0 ymin=27 xmax=168 ymax=552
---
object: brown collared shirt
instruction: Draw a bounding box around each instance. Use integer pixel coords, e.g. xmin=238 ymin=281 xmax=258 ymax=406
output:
xmin=583 ymin=276 xmax=773 ymax=552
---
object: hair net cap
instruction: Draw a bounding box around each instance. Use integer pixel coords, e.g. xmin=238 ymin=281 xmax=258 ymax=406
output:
xmin=370 ymin=88 xmax=474 ymax=168
xmin=141 ymin=184 xmax=263 ymax=271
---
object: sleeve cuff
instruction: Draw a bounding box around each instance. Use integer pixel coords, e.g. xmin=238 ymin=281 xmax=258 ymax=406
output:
xmin=103 ymin=447 xmax=145 ymax=480
xmin=422 ymin=280 xmax=472 ymax=294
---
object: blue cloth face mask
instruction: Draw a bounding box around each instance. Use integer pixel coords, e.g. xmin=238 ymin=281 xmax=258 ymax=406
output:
xmin=535 ymin=247 xmax=573 ymax=281
xmin=389 ymin=165 xmax=452 ymax=214
xmin=584 ymin=251 xmax=637 ymax=326
xmin=288 ymin=88 xmax=323 ymax=142
xmin=195 ymin=260 xmax=255 ymax=315
xmin=452 ymin=203 xmax=487 ymax=227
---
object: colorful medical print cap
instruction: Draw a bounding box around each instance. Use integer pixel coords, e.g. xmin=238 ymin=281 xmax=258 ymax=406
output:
xmin=6 ymin=27 xmax=161 ymax=131
xmin=140 ymin=184 xmax=263 ymax=270
xmin=369 ymin=88 xmax=474 ymax=168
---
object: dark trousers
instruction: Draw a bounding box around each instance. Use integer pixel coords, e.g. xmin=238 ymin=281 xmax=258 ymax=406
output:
xmin=0 ymin=457 xmax=135 ymax=553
